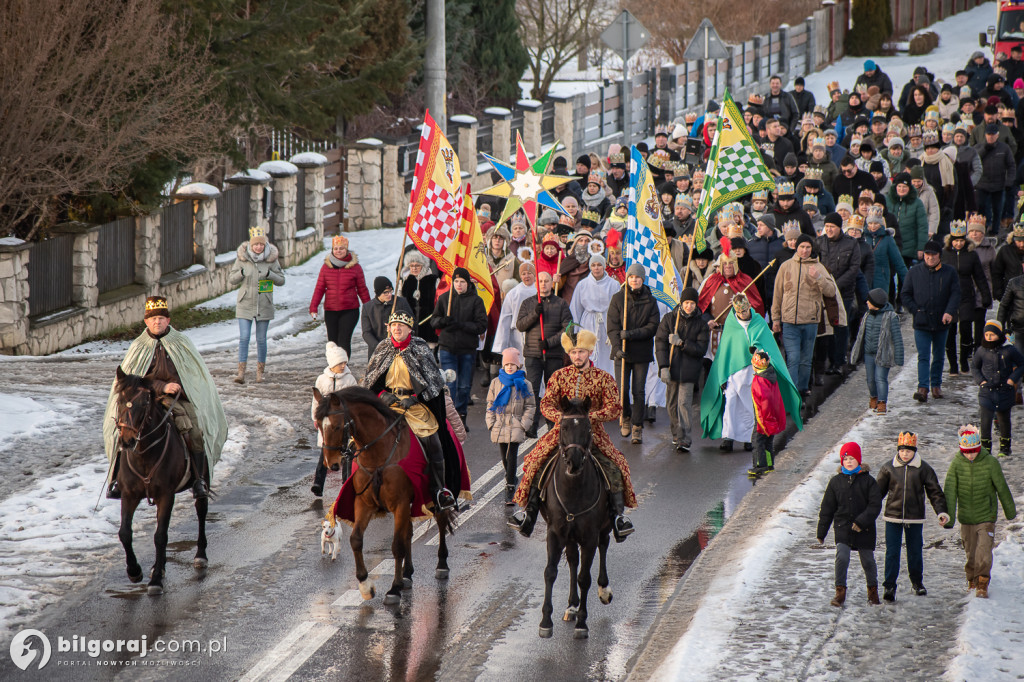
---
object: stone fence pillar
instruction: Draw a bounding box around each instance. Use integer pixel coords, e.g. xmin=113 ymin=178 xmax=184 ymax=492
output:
xmin=135 ymin=213 xmax=161 ymax=294
xmin=175 ymin=183 xmax=221 ymax=271
xmin=225 ymin=169 xmax=273 ymax=233
xmin=51 ymin=222 xmax=100 ymax=309
xmin=486 ymin=107 xmax=512 ymax=165
xmin=550 ymin=94 xmax=576 ymax=162
xmin=380 ymin=142 xmax=406 ymax=226
xmin=290 ymin=152 xmax=328 ymax=239
xmin=519 ymin=99 xmax=543 ymax=155
xmin=257 ymin=161 xmax=299 ymax=264
xmin=450 ymin=115 xmax=479 ymax=187
xmin=346 ymin=140 xmax=383 ymax=231
xmin=0 ymin=238 xmax=30 ymax=353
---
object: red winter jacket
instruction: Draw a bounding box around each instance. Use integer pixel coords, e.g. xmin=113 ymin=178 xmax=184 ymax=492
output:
xmin=309 ymin=253 xmax=370 ymax=313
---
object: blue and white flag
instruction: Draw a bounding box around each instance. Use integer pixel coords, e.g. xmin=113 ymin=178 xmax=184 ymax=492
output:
xmin=626 ymin=146 xmax=679 ymax=307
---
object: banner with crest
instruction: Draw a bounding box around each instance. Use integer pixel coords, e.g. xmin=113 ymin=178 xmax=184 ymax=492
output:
xmin=626 ymin=146 xmax=679 ymax=307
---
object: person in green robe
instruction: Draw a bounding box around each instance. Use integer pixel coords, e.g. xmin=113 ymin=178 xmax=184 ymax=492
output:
xmin=102 ymin=296 xmax=228 ymax=500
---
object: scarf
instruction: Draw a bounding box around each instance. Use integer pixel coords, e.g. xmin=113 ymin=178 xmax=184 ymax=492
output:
xmin=842 ymin=465 xmax=862 ymax=475
xmin=247 ymin=246 xmax=267 ymax=263
xmin=582 ymin=186 xmax=606 ymax=208
xmin=489 ymin=369 xmax=531 ymax=413
xmin=391 ymin=333 xmax=412 ymax=350
xmin=329 ymin=254 xmax=349 ymax=268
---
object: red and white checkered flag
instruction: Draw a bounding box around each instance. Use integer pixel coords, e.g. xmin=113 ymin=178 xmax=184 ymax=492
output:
xmin=406 ymin=111 xmax=463 ymax=269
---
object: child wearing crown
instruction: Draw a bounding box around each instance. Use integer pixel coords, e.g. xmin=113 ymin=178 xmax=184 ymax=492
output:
xmin=748 ymin=347 xmax=786 ymax=476
xmin=875 ymin=431 xmax=948 ymax=602
xmin=943 ymin=424 xmax=1017 ymax=598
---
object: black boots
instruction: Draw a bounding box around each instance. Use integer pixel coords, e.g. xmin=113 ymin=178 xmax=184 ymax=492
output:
xmin=190 ymin=449 xmax=209 ymax=500
xmin=311 ymin=449 xmax=327 ymax=497
xmin=609 ymin=490 xmax=634 ymax=542
xmin=423 ymin=435 xmax=455 ymax=511
xmin=999 ymin=437 xmax=1012 ymax=458
xmin=509 ymin=487 xmax=542 ymax=536
xmin=106 ymin=453 xmax=122 ymax=499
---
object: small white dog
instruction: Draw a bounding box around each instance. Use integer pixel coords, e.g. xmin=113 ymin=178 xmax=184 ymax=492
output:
xmin=321 ymin=519 xmax=341 ymax=561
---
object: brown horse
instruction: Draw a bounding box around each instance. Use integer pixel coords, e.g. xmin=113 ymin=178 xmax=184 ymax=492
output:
xmin=112 ymin=368 xmax=209 ymax=595
xmin=315 ymin=386 xmax=456 ymax=605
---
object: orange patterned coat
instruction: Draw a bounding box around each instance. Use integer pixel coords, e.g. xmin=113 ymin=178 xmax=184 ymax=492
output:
xmin=514 ymin=363 xmax=637 ymax=508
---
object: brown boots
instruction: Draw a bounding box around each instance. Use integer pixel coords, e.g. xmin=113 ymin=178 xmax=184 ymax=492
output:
xmin=631 ymin=426 xmax=643 ymax=445
xmin=913 ymin=387 xmax=928 ymax=402
xmin=234 ymin=362 xmax=246 ymax=384
xmin=235 ymin=362 xmax=264 ymax=383
xmin=869 ymin=397 xmax=878 ymax=410
xmin=620 ymin=415 xmax=630 ymax=438
xmin=830 ymin=586 xmax=846 ymax=607
xmin=931 ymin=387 xmax=943 ymax=399
xmin=976 ymin=576 xmax=990 ymax=598
xmin=874 ymin=401 xmax=887 ymax=414
xmin=967 ymin=577 xmax=978 ymax=591
xmin=867 ymin=585 xmax=880 ymax=605
xmin=256 ymin=362 xmax=265 ymax=383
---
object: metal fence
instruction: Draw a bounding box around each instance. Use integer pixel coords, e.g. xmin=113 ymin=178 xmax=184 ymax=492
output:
xmin=97 ymin=217 xmax=136 ymax=293
xmin=269 ymin=129 xmax=335 ymax=161
xmin=216 ymin=185 xmax=250 ymax=254
xmin=160 ymin=201 xmax=194 ymax=274
xmin=28 ymin=234 xmax=74 ymax=316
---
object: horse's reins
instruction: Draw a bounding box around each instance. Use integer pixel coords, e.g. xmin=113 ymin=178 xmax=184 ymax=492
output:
xmin=116 ymin=389 xmax=183 ymax=505
xmin=552 ymin=440 xmax=604 ymax=523
xmin=320 ymin=398 xmax=404 ymax=497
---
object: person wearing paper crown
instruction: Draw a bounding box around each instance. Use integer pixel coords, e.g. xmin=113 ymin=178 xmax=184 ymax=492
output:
xmin=363 ymin=310 xmax=461 ymax=512
xmin=700 ymin=293 xmax=801 ymax=453
xmin=509 ymin=324 xmax=637 ymax=542
xmin=604 ymin=230 xmax=626 ymax=284
xmin=228 ymin=225 xmax=286 ymax=384
xmin=942 ymin=219 xmax=992 ymax=375
xmin=697 ymin=237 xmax=764 ymax=358
xmin=747 ymin=347 xmax=786 ymax=477
xmin=943 ymin=423 xmax=1017 ymax=598
xmin=970 ymin=320 xmax=1024 ymax=457
xmin=102 ymin=296 xmax=228 ymax=500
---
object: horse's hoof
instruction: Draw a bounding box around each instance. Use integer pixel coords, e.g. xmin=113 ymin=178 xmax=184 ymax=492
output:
xmin=599 ymin=586 xmax=613 ymax=604
xmin=147 ymin=585 xmax=164 ymax=596
xmin=538 ymin=627 xmax=553 ymax=638
xmin=563 ymin=607 xmax=577 ymax=621
xmin=573 ymin=627 xmax=589 ymax=639
xmin=435 ymin=568 xmax=449 ymax=580
xmin=402 ymin=577 xmax=413 ymax=589
xmin=127 ymin=567 xmax=143 ymax=583
xmin=193 ymin=557 xmax=208 ymax=569
xmin=383 ymin=593 xmax=401 ymax=605
xmin=358 ymin=580 xmax=375 ymax=600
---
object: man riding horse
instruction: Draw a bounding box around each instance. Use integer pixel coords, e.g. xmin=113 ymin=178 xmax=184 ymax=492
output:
xmin=509 ymin=325 xmax=637 ymax=541
xmin=362 ymin=310 xmax=457 ymax=511
xmin=102 ymin=296 xmax=228 ymax=499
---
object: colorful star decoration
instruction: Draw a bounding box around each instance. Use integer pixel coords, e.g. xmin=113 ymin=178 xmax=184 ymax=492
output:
xmin=478 ymin=132 xmax=574 ymax=229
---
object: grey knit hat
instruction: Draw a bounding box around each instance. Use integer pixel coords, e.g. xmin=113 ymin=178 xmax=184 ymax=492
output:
xmin=626 ymin=262 xmax=646 ymax=279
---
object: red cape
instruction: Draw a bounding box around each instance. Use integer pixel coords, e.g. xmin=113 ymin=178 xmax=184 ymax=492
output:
xmin=752 ymin=372 xmax=786 ymax=436
xmin=697 ymin=272 xmax=764 ymax=315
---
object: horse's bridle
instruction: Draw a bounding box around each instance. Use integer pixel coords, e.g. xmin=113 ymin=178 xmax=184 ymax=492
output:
xmin=114 ymin=386 xmax=181 ymax=505
xmin=318 ymin=397 xmax=404 ymax=496
xmin=552 ymin=417 xmax=603 ymax=523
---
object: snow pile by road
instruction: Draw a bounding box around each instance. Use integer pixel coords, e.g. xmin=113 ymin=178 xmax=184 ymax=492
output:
xmin=0 ymin=394 xmax=78 ymax=451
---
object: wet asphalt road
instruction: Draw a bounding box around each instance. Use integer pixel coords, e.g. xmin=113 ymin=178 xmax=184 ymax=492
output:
xmin=1 ymin=337 xmax=760 ymax=682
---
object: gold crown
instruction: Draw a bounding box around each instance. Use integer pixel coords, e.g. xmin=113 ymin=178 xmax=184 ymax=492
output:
xmin=558 ymin=214 xmax=575 ymax=226
xmin=248 ymin=225 xmax=266 ymax=240
xmin=145 ymin=297 xmax=169 ymax=312
xmin=827 ymin=81 xmax=840 ymax=93
xmin=782 ymin=220 xmax=801 ymax=233
xmin=388 ymin=311 xmax=415 ymax=328
xmin=804 ymin=168 xmax=823 ymax=181
xmin=959 ymin=424 xmax=982 ymax=451
xmin=897 ymin=431 xmax=918 ymax=450
xmin=846 ymin=214 xmax=865 ymax=231
xmin=812 ymin=136 xmax=827 ymax=148
xmin=587 ymin=172 xmax=603 ymax=185
xmin=868 ymin=205 xmax=885 ymax=218
xmin=776 ymin=180 xmax=795 ymax=196
xmin=751 ymin=349 xmax=770 ymax=371
xmin=684 ymin=112 xmax=698 ymax=124
xmin=647 ymin=153 xmax=668 ymax=169
xmin=949 ymin=219 xmax=968 ymax=237
xmin=608 ymin=152 xmax=626 ymax=165
xmin=752 ymin=189 xmax=769 ymax=201
xmin=837 ymin=194 xmax=854 ymax=207
xmin=802 ymin=194 xmax=819 ymax=207
xmin=748 ymin=94 xmax=765 ymax=106
xmin=908 ymin=124 xmax=922 ymax=137
xmin=655 ymin=124 xmax=671 ymax=136
xmin=968 ymin=213 xmax=987 ymax=228
xmin=580 ymin=208 xmax=601 ymax=225
xmin=732 ymin=293 xmax=751 ymax=314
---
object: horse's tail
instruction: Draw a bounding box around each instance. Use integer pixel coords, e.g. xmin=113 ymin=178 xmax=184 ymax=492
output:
xmin=434 ymin=505 xmax=458 ymax=537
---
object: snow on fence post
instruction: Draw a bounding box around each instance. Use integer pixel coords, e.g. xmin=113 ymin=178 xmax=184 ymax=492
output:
xmin=449 ymin=115 xmax=479 ymax=188
xmin=345 ymin=140 xmax=383 ymax=232
xmin=0 ymin=238 xmax=31 ymax=353
xmin=257 ymin=161 xmax=300 ymax=266
xmin=518 ymin=99 xmax=543 ymax=157
xmin=290 ymin=152 xmax=330 ymax=260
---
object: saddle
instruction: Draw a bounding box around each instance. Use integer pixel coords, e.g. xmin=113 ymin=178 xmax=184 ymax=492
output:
xmin=536 ymin=444 xmax=610 ymax=503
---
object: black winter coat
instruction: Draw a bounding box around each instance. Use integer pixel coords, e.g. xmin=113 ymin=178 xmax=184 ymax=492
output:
xmin=974 ymin=141 xmax=1015 ymax=192
xmin=831 ymin=169 xmax=878 ymax=203
xmin=401 ymin=273 xmax=437 ymax=343
xmin=876 ymin=454 xmax=947 ymax=523
xmin=654 ymin=306 xmax=709 ymax=384
xmin=990 ymin=241 xmax=1024 ymax=300
xmin=901 ymin=262 xmax=960 ymax=331
xmin=816 ymin=233 xmax=861 ymax=299
xmin=997 ymin=274 xmax=1024 ymax=333
xmin=432 ymin=289 xmax=488 ymax=355
xmin=516 ymin=292 xmax=572 ymax=360
xmin=606 ymin=284 xmax=661 ymax=364
xmin=817 ymin=465 xmax=882 ymax=550
xmin=971 ymin=342 xmax=1024 ymax=412
xmin=771 ymin=204 xmax=816 ymax=238
xmin=940 ymin=246 xmax=992 ymax=322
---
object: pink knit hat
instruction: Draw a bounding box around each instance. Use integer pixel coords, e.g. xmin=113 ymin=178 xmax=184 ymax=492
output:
xmin=1014 ymin=78 xmax=1024 ymax=89
xmin=501 ymin=348 xmax=522 ymax=367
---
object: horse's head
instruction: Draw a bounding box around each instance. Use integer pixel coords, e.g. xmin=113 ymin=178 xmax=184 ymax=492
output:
xmin=115 ymin=367 xmax=155 ymax=446
xmin=314 ymin=387 xmax=351 ymax=471
xmin=558 ymin=396 xmax=593 ymax=477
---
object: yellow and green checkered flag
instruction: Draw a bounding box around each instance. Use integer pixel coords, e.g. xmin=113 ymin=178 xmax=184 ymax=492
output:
xmin=693 ymin=89 xmax=775 ymax=252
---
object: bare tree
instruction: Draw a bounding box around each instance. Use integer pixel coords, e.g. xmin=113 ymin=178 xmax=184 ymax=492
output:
xmin=0 ymin=0 xmax=225 ymax=239
xmin=517 ymin=0 xmax=605 ymax=100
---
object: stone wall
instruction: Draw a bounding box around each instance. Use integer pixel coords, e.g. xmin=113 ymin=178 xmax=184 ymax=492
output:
xmin=346 ymin=142 xmax=383 ymax=231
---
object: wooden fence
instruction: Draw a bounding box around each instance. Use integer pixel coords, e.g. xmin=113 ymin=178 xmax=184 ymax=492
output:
xmin=96 ymin=217 xmax=136 ymax=293
xmin=160 ymin=201 xmax=194 ymax=274
xmin=28 ymin=234 xmax=74 ymax=316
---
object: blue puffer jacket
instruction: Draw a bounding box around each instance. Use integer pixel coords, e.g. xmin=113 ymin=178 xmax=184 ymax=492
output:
xmin=859 ymin=304 xmax=904 ymax=366
xmin=864 ymin=225 xmax=907 ymax=290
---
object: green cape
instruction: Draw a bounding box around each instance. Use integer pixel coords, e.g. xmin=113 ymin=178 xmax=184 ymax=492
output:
xmin=102 ymin=328 xmax=228 ymax=470
xmin=700 ymin=312 xmax=802 ymax=439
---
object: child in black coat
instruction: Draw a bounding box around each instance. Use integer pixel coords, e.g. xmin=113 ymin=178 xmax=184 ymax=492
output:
xmin=970 ymin=320 xmax=1024 ymax=457
xmin=817 ymin=441 xmax=883 ymax=607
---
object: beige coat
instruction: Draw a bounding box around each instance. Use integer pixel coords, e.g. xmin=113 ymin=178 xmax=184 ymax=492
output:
xmin=771 ymin=255 xmax=837 ymax=326
xmin=484 ymin=376 xmax=536 ymax=444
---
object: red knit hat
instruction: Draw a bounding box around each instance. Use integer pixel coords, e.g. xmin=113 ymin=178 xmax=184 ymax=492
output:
xmin=839 ymin=442 xmax=862 ymax=466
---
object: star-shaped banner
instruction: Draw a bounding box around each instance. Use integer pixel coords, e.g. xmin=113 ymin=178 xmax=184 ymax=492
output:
xmin=478 ymin=132 xmax=574 ymax=228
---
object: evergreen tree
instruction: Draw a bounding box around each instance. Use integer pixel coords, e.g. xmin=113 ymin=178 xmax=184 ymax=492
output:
xmin=468 ymin=0 xmax=530 ymax=101
xmin=845 ymin=0 xmax=892 ymax=57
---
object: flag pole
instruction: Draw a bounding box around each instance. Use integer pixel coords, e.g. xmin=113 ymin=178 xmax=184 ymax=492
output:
xmin=553 ymin=249 xmax=563 ymax=296
xmin=392 ymin=230 xmax=409 ymax=318
xmin=712 ymin=258 xmax=776 ymax=323
xmin=620 ymin=279 xmax=628 ymax=422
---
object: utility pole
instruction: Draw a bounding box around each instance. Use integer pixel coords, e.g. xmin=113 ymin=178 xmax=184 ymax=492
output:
xmin=425 ymin=0 xmax=447 ymax=135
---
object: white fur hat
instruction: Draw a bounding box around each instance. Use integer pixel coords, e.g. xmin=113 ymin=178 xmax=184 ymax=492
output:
xmin=326 ymin=342 xmax=348 ymax=368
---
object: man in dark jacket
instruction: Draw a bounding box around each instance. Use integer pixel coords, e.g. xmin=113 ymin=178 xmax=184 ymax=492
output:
xmin=361 ymin=276 xmax=414 ymax=360
xmin=763 ymin=76 xmax=800 ymax=133
xmin=855 ymin=60 xmax=895 ymax=96
xmin=747 ymin=216 xmax=784 ymax=309
xmin=432 ymin=267 xmax=489 ymax=422
xmin=901 ymin=239 xmax=961 ymax=402
xmin=516 ymin=270 xmax=572 ymax=436
xmin=655 ymin=287 xmax=709 ymax=452
xmin=607 ymin=263 xmax=661 ymax=444
xmin=998 ymin=264 xmax=1024 ymax=357
xmin=991 ymin=226 xmax=1024 ymax=300
xmin=817 ymin=213 xmax=861 ymax=372
xmin=788 ymin=76 xmax=816 ymax=117
xmin=875 ymin=431 xmax=948 ymax=602
xmin=974 ymin=123 xmax=1016 ymax=232
xmin=832 ymin=156 xmax=878 ymax=201
xmin=771 ymin=181 xmax=816 ymax=237
xmin=897 ymin=66 xmax=937 ymax=110
xmin=762 ymin=117 xmax=796 ymax=174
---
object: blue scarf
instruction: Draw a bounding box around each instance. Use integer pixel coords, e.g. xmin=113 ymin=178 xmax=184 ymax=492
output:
xmin=842 ymin=464 xmax=862 ymax=475
xmin=489 ymin=369 xmax=531 ymax=413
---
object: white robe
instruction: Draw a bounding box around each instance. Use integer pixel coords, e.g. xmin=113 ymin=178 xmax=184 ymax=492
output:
xmin=644 ymin=301 xmax=671 ymax=407
xmin=568 ymin=273 xmax=622 ymax=374
xmin=721 ymin=316 xmax=755 ymax=442
xmin=493 ymin=282 xmax=536 ymax=356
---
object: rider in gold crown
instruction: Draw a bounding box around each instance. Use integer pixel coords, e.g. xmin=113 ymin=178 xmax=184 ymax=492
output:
xmin=509 ymin=325 xmax=637 ymax=541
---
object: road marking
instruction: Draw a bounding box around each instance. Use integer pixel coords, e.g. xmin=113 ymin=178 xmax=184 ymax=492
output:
xmin=239 ymin=621 xmax=338 ymax=682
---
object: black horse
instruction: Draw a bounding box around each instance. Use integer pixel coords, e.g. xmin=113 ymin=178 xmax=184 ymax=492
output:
xmin=538 ymin=396 xmax=613 ymax=639
xmin=112 ymin=368 xmax=209 ymax=595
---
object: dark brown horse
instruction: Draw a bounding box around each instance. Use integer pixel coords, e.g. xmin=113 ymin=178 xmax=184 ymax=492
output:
xmin=538 ymin=396 xmax=613 ymax=639
xmin=315 ymin=386 xmax=456 ymax=605
xmin=112 ymin=368 xmax=209 ymax=595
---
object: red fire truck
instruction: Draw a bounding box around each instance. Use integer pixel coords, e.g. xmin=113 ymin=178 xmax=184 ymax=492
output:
xmin=980 ymin=0 xmax=1024 ymax=57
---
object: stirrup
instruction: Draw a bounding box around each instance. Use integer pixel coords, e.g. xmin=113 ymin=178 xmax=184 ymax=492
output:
xmin=435 ymin=488 xmax=456 ymax=511
xmin=613 ymin=515 xmax=634 ymax=542
xmin=192 ymin=478 xmax=209 ymax=501
xmin=106 ymin=481 xmax=121 ymax=500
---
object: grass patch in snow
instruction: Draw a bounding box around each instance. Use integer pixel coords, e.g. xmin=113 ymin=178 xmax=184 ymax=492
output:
xmin=82 ymin=303 xmax=236 ymax=343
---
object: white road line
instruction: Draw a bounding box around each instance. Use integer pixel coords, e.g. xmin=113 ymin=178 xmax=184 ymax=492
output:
xmin=239 ymin=621 xmax=332 ymax=682
xmin=425 ymin=472 xmax=513 ymax=546
xmin=262 ymin=623 xmax=339 ymax=682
